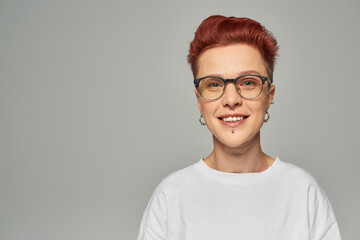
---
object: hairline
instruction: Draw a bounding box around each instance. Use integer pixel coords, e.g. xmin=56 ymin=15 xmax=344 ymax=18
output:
xmin=191 ymin=43 xmax=274 ymax=81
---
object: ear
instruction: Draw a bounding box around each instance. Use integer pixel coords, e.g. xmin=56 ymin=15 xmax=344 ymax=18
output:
xmin=266 ymin=85 xmax=275 ymax=111
xmin=194 ymin=88 xmax=202 ymax=114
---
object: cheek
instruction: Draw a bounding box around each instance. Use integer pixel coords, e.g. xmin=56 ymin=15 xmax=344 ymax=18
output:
xmin=200 ymin=101 xmax=218 ymax=118
xmin=247 ymin=101 xmax=267 ymax=124
xmin=247 ymin=99 xmax=267 ymax=113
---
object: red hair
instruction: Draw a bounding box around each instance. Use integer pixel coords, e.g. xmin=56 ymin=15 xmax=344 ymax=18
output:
xmin=187 ymin=15 xmax=279 ymax=80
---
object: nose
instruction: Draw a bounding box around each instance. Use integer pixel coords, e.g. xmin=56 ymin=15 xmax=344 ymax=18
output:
xmin=221 ymin=82 xmax=243 ymax=109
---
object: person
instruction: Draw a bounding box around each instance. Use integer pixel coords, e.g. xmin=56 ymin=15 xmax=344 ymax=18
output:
xmin=137 ymin=15 xmax=342 ymax=240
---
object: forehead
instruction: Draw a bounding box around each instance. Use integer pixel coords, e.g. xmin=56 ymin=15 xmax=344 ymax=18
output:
xmin=196 ymin=44 xmax=267 ymax=78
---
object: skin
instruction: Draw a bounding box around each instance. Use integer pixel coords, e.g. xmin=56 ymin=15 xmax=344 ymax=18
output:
xmin=195 ymin=43 xmax=276 ymax=173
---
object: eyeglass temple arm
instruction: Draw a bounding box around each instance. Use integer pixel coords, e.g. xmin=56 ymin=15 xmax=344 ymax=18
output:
xmin=262 ymin=76 xmax=272 ymax=85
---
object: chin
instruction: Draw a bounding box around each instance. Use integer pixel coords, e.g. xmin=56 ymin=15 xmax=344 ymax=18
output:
xmin=212 ymin=126 xmax=262 ymax=148
xmin=213 ymin=133 xmax=249 ymax=149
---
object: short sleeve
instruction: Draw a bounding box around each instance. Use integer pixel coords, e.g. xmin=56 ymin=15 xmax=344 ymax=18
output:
xmin=322 ymin=220 xmax=342 ymax=240
xmin=137 ymin=183 xmax=168 ymax=240
xmin=307 ymin=182 xmax=342 ymax=240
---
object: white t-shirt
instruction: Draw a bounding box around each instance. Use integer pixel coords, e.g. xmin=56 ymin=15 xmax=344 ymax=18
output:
xmin=137 ymin=157 xmax=341 ymax=240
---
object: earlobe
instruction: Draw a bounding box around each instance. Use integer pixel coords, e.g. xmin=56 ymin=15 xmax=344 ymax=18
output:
xmin=267 ymin=85 xmax=275 ymax=109
xmin=194 ymin=88 xmax=199 ymax=97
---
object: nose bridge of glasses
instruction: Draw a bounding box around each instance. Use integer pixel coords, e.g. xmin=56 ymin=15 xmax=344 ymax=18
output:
xmin=222 ymin=78 xmax=241 ymax=97
xmin=224 ymin=78 xmax=237 ymax=84
xmin=223 ymin=78 xmax=237 ymax=91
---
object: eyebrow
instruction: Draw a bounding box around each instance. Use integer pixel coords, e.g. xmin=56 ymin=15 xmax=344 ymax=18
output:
xmin=201 ymin=70 xmax=262 ymax=78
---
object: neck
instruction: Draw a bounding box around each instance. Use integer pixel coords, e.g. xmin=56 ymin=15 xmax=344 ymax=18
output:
xmin=204 ymin=132 xmax=274 ymax=173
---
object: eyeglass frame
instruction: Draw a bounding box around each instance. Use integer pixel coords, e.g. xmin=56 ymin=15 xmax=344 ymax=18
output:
xmin=193 ymin=74 xmax=272 ymax=100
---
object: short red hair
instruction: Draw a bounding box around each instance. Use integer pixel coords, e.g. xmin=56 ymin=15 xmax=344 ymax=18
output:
xmin=187 ymin=15 xmax=279 ymax=80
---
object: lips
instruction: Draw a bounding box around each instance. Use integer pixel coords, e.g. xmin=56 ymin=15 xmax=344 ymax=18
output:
xmin=217 ymin=114 xmax=249 ymax=121
xmin=221 ymin=116 xmax=245 ymax=122
xmin=217 ymin=114 xmax=249 ymax=127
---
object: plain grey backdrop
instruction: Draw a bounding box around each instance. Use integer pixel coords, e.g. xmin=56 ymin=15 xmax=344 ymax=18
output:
xmin=1 ymin=0 xmax=359 ymax=239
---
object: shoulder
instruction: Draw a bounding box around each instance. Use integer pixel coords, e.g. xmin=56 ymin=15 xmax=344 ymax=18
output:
xmin=278 ymin=158 xmax=339 ymax=237
xmin=139 ymin=160 xmax=200 ymax=226
xmin=276 ymin=158 xmax=334 ymax=211
xmin=153 ymin=160 xmax=200 ymax=194
xmin=277 ymin=158 xmax=322 ymax=189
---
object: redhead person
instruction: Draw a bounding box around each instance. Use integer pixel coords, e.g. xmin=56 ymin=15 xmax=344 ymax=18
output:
xmin=137 ymin=15 xmax=342 ymax=240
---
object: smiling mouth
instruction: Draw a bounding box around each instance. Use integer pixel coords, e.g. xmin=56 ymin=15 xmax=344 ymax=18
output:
xmin=218 ymin=116 xmax=249 ymax=123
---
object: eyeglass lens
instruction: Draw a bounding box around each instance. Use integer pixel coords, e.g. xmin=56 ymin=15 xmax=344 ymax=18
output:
xmin=198 ymin=75 xmax=264 ymax=100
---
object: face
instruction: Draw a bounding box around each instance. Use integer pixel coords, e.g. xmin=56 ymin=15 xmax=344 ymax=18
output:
xmin=195 ymin=44 xmax=275 ymax=149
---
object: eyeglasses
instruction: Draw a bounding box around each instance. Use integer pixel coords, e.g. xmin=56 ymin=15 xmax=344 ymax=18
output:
xmin=193 ymin=74 xmax=272 ymax=100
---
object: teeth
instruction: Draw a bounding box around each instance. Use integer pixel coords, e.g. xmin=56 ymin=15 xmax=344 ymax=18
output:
xmin=223 ymin=116 xmax=244 ymax=122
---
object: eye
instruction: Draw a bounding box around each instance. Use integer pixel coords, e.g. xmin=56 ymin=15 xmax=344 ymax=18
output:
xmin=238 ymin=76 xmax=261 ymax=89
xmin=209 ymin=83 xmax=220 ymax=87
xmin=243 ymin=81 xmax=254 ymax=86
xmin=201 ymin=77 xmax=224 ymax=89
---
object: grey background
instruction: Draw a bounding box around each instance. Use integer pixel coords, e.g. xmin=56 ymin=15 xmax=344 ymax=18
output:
xmin=0 ymin=0 xmax=359 ymax=239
